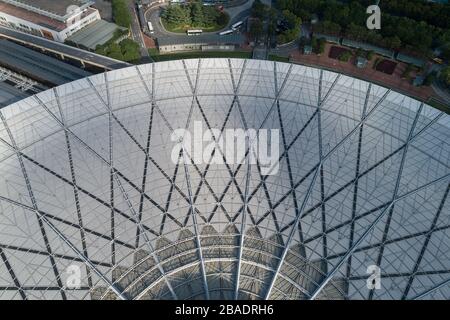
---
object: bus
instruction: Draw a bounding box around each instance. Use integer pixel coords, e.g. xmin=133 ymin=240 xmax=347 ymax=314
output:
xmin=231 ymin=21 xmax=243 ymax=30
xmin=219 ymin=29 xmax=233 ymax=36
xmin=148 ymin=22 xmax=154 ymax=34
xmin=187 ymin=29 xmax=203 ymax=36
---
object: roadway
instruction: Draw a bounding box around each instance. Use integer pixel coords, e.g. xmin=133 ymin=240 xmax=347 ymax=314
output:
xmin=145 ymin=2 xmax=252 ymax=42
xmin=127 ymin=0 xmax=151 ymax=60
xmin=0 ymin=26 xmax=131 ymax=70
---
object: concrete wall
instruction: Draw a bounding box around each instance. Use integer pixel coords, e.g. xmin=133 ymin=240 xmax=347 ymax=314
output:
xmin=159 ymin=43 xmax=237 ymax=53
xmin=159 ymin=43 xmax=203 ymax=53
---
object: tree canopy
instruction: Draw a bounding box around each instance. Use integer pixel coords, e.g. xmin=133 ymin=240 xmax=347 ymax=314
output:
xmin=275 ymin=0 xmax=450 ymax=56
xmin=249 ymin=19 xmax=264 ymax=40
xmin=441 ymin=67 xmax=450 ymax=87
xmin=111 ymin=0 xmax=132 ymax=28
xmin=96 ymin=38 xmax=141 ymax=62
xmin=162 ymin=1 xmax=227 ymax=30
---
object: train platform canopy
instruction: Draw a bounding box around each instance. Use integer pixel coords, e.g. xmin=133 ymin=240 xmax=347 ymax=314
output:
xmin=66 ymin=19 xmax=120 ymax=51
xmin=0 ymin=81 xmax=28 ymax=107
xmin=0 ymin=39 xmax=91 ymax=86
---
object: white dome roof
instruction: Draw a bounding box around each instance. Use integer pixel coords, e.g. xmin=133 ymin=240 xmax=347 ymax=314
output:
xmin=0 ymin=59 xmax=449 ymax=300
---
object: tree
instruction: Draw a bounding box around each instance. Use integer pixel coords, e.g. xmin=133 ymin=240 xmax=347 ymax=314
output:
xmin=191 ymin=1 xmax=204 ymax=27
xmin=441 ymin=46 xmax=450 ymax=61
xmin=314 ymin=20 xmax=341 ymax=36
xmin=108 ymin=42 xmax=124 ymax=61
xmin=384 ymin=36 xmax=402 ymax=50
xmin=440 ymin=67 xmax=450 ymax=87
xmin=112 ymin=0 xmax=131 ymax=28
xmin=216 ymin=11 xmax=228 ymax=26
xmin=161 ymin=3 xmax=227 ymax=30
xmin=424 ymin=72 xmax=436 ymax=86
xmin=163 ymin=4 xmax=190 ymax=26
xmin=346 ymin=23 xmax=367 ymax=41
xmin=267 ymin=8 xmax=277 ymax=35
xmin=249 ymin=19 xmax=264 ymax=40
xmin=318 ymin=38 xmax=326 ymax=54
xmin=282 ymin=10 xmax=301 ymax=30
xmin=278 ymin=28 xmax=300 ymax=45
xmin=311 ymin=36 xmax=317 ymax=51
xmin=120 ymin=39 xmax=140 ymax=62
xmin=277 ymin=34 xmax=287 ymax=45
xmin=251 ymin=0 xmax=267 ymax=19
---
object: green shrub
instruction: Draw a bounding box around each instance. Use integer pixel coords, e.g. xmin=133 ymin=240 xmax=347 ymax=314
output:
xmin=424 ymin=72 xmax=436 ymax=86
xmin=338 ymin=51 xmax=352 ymax=62
xmin=440 ymin=67 xmax=450 ymax=87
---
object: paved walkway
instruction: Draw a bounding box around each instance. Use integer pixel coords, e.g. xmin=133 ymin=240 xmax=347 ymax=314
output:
xmin=226 ymin=0 xmax=254 ymax=22
xmin=278 ymin=43 xmax=443 ymax=104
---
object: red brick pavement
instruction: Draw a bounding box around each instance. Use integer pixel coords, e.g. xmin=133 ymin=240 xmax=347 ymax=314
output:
xmin=289 ymin=43 xmax=438 ymax=103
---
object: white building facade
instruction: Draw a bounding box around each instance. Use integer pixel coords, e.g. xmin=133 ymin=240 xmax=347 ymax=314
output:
xmin=0 ymin=0 xmax=100 ymax=42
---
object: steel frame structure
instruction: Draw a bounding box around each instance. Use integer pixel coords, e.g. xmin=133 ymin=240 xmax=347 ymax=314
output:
xmin=0 ymin=59 xmax=448 ymax=300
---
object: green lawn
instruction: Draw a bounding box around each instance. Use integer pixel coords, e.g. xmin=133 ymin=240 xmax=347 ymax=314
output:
xmin=150 ymin=51 xmax=252 ymax=62
xmin=427 ymin=98 xmax=450 ymax=115
xmin=268 ymin=54 xmax=290 ymax=63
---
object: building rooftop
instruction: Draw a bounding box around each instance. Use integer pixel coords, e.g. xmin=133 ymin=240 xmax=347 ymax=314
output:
xmin=342 ymin=38 xmax=396 ymax=59
xmin=314 ymin=33 xmax=340 ymax=44
xmin=66 ymin=19 xmax=119 ymax=50
xmin=157 ymin=34 xmax=245 ymax=47
xmin=1 ymin=0 xmax=93 ymax=20
xmin=0 ymin=1 xmax=66 ymax=31
xmin=397 ymin=52 xmax=426 ymax=68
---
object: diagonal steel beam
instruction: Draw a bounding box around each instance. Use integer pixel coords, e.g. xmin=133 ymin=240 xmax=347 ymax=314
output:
xmin=0 ymin=247 xmax=26 ymax=299
xmin=263 ymin=70 xmax=343 ymax=299
xmin=412 ymin=276 xmax=450 ymax=300
xmin=230 ymin=58 xmax=252 ymax=300
xmin=54 ymin=88 xmax=93 ymax=288
xmin=178 ymin=59 xmax=210 ymax=299
xmin=310 ymin=103 xmax=428 ymax=300
xmin=113 ymin=173 xmax=178 ymax=299
xmin=401 ymin=182 xmax=449 ymax=299
xmin=0 ymin=111 xmax=67 ymax=300
xmin=368 ymin=103 xmax=424 ymax=299
xmin=346 ymin=83 xmax=372 ymax=281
